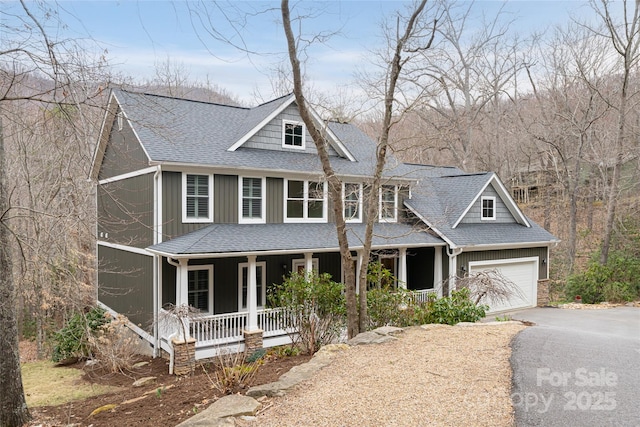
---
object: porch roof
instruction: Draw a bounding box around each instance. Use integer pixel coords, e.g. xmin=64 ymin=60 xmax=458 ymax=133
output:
xmin=147 ymin=222 xmax=445 ymax=258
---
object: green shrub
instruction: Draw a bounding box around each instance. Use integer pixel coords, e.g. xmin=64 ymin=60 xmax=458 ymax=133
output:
xmin=52 ymin=307 xmax=109 ymax=362
xmin=366 ymin=287 xmax=418 ymax=328
xmin=565 ymin=252 xmax=640 ymax=303
xmin=366 ymin=287 xmax=486 ymax=327
xmin=272 ymin=272 xmax=345 ymax=354
xmin=424 ymin=288 xmax=488 ymax=325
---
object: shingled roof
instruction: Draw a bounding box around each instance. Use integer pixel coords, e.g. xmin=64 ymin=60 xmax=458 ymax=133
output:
xmin=403 ymin=165 xmax=558 ymax=248
xmin=106 ymin=89 xmax=397 ymax=178
xmin=147 ymin=222 xmax=445 ymax=257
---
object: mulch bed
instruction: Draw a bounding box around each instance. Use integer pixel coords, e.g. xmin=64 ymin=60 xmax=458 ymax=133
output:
xmin=28 ymin=352 xmax=311 ymax=427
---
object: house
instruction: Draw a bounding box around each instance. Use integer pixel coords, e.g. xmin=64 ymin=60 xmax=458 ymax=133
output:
xmin=90 ymin=89 xmax=558 ymax=360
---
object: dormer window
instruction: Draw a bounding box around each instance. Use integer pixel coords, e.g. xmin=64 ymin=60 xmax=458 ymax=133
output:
xmin=283 ymin=120 xmax=305 ymax=149
xmin=481 ymin=196 xmax=496 ymax=220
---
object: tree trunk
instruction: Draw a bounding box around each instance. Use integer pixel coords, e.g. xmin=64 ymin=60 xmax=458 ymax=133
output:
xmin=0 ymin=117 xmax=31 ymax=427
xmin=281 ymin=1 xmax=359 ymax=338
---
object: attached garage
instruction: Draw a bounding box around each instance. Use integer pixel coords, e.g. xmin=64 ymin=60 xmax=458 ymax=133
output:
xmin=469 ymin=257 xmax=539 ymax=313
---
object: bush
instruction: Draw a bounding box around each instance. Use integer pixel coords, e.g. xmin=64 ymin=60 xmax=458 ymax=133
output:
xmin=366 ymin=287 xmax=486 ymax=328
xmin=366 ymin=287 xmax=421 ymax=328
xmin=88 ymin=314 xmax=140 ymax=373
xmin=424 ymin=288 xmax=488 ymax=325
xmin=52 ymin=306 xmax=109 ymax=362
xmin=565 ymin=252 xmax=640 ymax=303
xmin=212 ymin=349 xmax=262 ymax=394
xmin=271 ymin=272 xmax=345 ymax=354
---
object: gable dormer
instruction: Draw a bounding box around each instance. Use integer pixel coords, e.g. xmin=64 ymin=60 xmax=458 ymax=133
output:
xmin=227 ymin=95 xmax=356 ymax=161
xmin=243 ymin=103 xmax=339 ymax=156
xmin=453 ymin=174 xmax=530 ymax=228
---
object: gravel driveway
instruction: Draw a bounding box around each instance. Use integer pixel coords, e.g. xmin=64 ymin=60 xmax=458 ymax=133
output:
xmin=242 ymin=323 xmax=524 ymax=426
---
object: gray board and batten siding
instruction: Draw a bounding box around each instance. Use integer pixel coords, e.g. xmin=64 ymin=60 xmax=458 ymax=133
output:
xmin=97 ymin=173 xmax=155 ymax=249
xmin=460 ymin=184 xmax=516 ymax=224
xmin=161 ymin=252 xmax=343 ymax=315
xmin=457 ymin=247 xmax=549 ymax=280
xmin=98 ymin=245 xmax=154 ymax=331
xmin=98 ymin=109 xmax=149 ymax=181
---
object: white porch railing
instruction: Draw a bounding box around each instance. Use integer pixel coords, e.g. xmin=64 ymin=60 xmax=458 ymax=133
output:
xmin=159 ymin=307 xmax=291 ymax=349
xmin=411 ymin=288 xmax=437 ymax=304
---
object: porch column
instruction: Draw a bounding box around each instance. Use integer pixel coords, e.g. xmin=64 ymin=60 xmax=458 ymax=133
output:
xmin=304 ymin=252 xmax=314 ymax=276
xmin=434 ymin=248 xmax=443 ymax=297
xmin=355 ymin=250 xmax=364 ymax=294
xmin=398 ymin=248 xmax=407 ymax=289
xmin=449 ymin=254 xmax=457 ymax=296
xmin=244 ymin=255 xmax=263 ymax=354
xmin=246 ymin=255 xmax=259 ymax=332
xmin=177 ymin=259 xmax=189 ymax=308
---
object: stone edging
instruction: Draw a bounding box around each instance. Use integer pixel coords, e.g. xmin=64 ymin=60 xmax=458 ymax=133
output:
xmin=175 ymin=322 xmax=525 ymax=426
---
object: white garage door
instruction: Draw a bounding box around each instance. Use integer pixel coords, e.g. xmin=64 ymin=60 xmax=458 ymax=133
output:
xmin=469 ymin=257 xmax=538 ymax=313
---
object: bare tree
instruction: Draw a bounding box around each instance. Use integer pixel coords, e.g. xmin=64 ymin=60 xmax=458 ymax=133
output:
xmin=0 ymin=2 xmax=108 ymax=424
xmin=282 ymin=0 xmax=438 ymax=336
xmin=520 ymin=23 xmax=610 ymax=272
xmin=411 ymin=0 xmax=520 ymax=172
xmin=587 ymin=0 xmax=640 ymax=265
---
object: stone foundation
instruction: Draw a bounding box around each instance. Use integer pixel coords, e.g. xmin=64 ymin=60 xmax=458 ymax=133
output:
xmin=537 ymin=279 xmax=550 ymax=307
xmin=172 ymin=337 xmax=196 ymax=376
xmin=243 ymin=329 xmax=264 ymax=355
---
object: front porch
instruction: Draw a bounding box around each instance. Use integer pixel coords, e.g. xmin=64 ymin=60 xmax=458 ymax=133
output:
xmin=158 ymin=289 xmax=437 ymax=360
xmin=148 ymin=222 xmax=447 ymax=360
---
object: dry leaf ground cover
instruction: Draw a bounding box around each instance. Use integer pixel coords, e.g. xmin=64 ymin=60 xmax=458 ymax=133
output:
xmin=243 ymin=323 xmax=525 ymax=427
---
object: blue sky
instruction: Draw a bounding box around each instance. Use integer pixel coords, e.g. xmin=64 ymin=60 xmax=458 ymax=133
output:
xmin=5 ymin=1 xmax=595 ymax=104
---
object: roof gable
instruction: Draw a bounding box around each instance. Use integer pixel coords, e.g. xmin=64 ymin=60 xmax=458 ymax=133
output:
xmin=402 ymin=164 xmax=556 ymax=248
xmin=226 ymin=96 xmax=356 ymax=161
xmin=90 ymin=91 xmax=151 ymax=181
xmin=452 ymin=173 xmax=529 ymax=228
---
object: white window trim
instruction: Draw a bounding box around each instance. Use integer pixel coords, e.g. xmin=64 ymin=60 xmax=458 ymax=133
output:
xmin=282 ymin=119 xmax=306 ymax=150
xmin=238 ymin=261 xmax=267 ymax=311
xmin=481 ymin=196 xmax=497 ymax=221
xmin=284 ymin=179 xmax=328 ymax=223
xmin=292 ymin=258 xmax=319 ymax=273
xmin=379 ymin=184 xmax=398 ymax=223
xmin=343 ymin=182 xmax=363 ymax=223
xmin=187 ymin=265 xmax=214 ymax=314
xmin=182 ymin=173 xmax=214 ymax=223
xmin=116 ymin=111 xmax=124 ymax=131
xmin=238 ymin=176 xmax=266 ymax=224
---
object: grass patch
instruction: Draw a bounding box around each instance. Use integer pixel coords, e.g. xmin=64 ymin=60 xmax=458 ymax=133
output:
xmin=22 ymin=361 xmax=122 ymax=407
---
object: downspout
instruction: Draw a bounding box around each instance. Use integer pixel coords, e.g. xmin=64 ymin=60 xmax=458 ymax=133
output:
xmin=446 ymin=246 xmax=463 ymax=296
xmin=165 ymin=256 xmax=180 ymax=375
xmin=152 ymin=166 xmax=161 ymax=358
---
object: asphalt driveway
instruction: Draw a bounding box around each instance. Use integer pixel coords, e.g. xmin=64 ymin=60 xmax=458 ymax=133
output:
xmin=508 ymin=306 xmax=640 ymax=426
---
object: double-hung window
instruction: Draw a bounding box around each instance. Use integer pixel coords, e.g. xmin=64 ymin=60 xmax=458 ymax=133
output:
xmin=182 ymin=173 xmax=213 ymax=223
xmin=188 ymin=266 xmax=213 ymax=313
xmin=343 ymin=182 xmax=362 ymax=222
xmin=379 ymin=184 xmax=398 ymax=222
xmin=239 ymin=177 xmax=266 ymax=224
xmin=481 ymin=196 xmax=496 ymax=220
xmin=282 ymin=120 xmax=305 ymax=149
xmin=285 ymin=179 xmax=327 ymax=222
xmin=238 ymin=262 xmax=266 ymax=311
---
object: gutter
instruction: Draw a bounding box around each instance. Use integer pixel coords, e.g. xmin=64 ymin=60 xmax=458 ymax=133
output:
xmin=147 ymin=241 xmax=445 ymax=260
